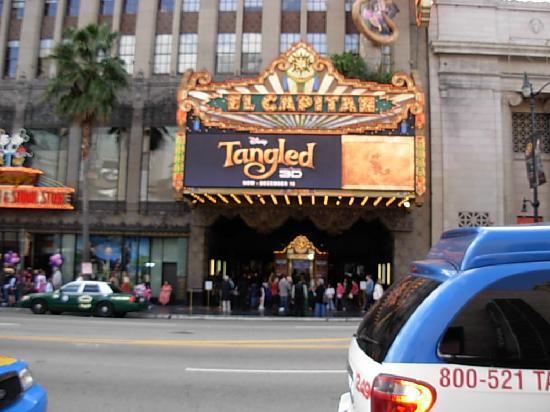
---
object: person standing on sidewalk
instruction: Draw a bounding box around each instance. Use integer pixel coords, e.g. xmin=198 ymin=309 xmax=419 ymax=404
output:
xmin=278 ymin=275 xmax=291 ymax=315
xmin=313 ymin=278 xmax=327 ymax=317
xmin=292 ymin=274 xmax=307 ymax=317
xmin=363 ymin=273 xmax=374 ymax=311
xmin=221 ymin=275 xmax=234 ymax=313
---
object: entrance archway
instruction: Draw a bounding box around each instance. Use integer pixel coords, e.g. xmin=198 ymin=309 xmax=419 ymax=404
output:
xmin=207 ymin=215 xmax=393 ymax=286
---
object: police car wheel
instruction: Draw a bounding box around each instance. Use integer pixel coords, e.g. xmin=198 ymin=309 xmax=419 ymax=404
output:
xmin=96 ymin=302 xmax=114 ymax=317
xmin=31 ymin=299 xmax=47 ymax=315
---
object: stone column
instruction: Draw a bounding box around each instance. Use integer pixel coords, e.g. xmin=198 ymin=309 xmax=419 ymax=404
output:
xmin=17 ymin=0 xmax=45 ymax=80
xmin=51 ymin=0 xmax=68 ymax=77
xmin=65 ymin=124 xmax=82 ymax=190
xmin=300 ymin=0 xmax=307 ymax=40
xmin=134 ymin=0 xmax=159 ymax=78
xmin=78 ymin=0 xmax=100 ymax=27
xmin=327 ymin=0 xmax=344 ymax=55
xmin=197 ymin=0 xmax=218 ymax=72
xmin=188 ymin=214 xmax=208 ymax=291
xmin=261 ymin=0 xmax=280 ymax=65
xmin=125 ymin=82 xmax=145 ymax=214
xmin=0 ymin=0 xmax=11 ymax=76
xmin=234 ymin=0 xmax=244 ymax=75
xmin=170 ymin=0 xmax=183 ymax=75
xmin=12 ymin=80 xmax=29 ymax=130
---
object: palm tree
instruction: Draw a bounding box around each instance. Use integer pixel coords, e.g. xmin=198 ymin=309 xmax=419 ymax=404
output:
xmin=45 ymin=23 xmax=128 ymax=266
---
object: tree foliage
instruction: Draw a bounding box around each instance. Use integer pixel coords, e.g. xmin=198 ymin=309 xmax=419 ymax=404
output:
xmin=45 ymin=23 xmax=128 ymax=126
xmin=331 ymin=52 xmax=393 ymax=84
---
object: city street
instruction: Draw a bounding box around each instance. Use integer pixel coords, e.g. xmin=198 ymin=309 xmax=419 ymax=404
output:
xmin=0 ymin=310 xmax=356 ymax=412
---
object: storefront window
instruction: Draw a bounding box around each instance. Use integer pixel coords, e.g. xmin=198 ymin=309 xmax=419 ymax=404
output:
xmin=86 ymin=127 xmax=128 ymax=201
xmin=141 ymin=126 xmax=176 ymax=202
xmin=27 ymin=129 xmax=68 ymax=183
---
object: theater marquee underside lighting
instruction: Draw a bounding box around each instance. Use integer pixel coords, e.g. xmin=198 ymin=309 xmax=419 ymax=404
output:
xmin=173 ymin=42 xmax=425 ymax=208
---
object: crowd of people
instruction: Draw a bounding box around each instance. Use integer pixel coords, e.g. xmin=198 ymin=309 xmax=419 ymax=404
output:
xmin=215 ymin=271 xmax=385 ymax=317
xmin=1 ymin=265 xmax=63 ymax=307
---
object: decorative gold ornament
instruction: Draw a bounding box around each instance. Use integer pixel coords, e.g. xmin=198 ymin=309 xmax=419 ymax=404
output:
xmin=352 ymin=0 xmax=399 ymax=46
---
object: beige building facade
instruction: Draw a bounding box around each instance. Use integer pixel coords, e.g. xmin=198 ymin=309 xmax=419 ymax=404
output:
xmin=0 ymin=0 xmax=431 ymax=298
xmin=430 ymin=0 xmax=550 ymax=240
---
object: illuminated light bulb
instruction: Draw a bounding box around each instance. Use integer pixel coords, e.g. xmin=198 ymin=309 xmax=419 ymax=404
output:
xmin=323 ymin=195 xmax=328 ymax=206
xmin=270 ymin=195 xmax=278 ymax=205
xmin=373 ymin=196 xmax=382 ymax=207
xmin=311 ymin=196 xmax=315 ymax=205
xmin=244 ymin=194 xmax=254 ymax=204
xmin=298 ymin=195 xmax=302 ymax=205
xmin=284 ymin=195 xmax=290 ymax=205
xmin=349 ymin=197 xmax=355 ymax=206
xmin=258 ymin=195 xmax=266 ymax=205
xmin=385 ymin=197 xmax=396 ymax=207
xmin=360 ymin=196 xmax=369 ymax=206
xmin=230 ymin=194 xmax=242 ymax=204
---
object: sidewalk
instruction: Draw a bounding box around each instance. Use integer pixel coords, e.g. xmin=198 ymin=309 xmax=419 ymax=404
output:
xmin=132 ymin=304 xmax=365 ymax=321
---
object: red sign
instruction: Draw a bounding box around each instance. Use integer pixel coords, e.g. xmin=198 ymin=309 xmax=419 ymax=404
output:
xmin=516 ymin=216 xmax=543 ymax=224
xmin=0 ymin=187 xmax=74 ymax=210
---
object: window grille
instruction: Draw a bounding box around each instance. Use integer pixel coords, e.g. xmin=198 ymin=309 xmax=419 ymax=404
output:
xmin=280 ymin=33 xmax=300 ymax=52
xmin=38 ymin=39 xmax=54 ymax=76
xmin=345 ymin=34 xmax=359 ymax=55
xmin=5 ymin=41 xmax=19 ymax=78
xmin=216 ymin=33 xmax=236 ymax=73
xmin=307 ymin=0 xmax=326 ymax=11
xmin=12 ymin=0 xmax=25 ymax=19
xmin=45 ymin=0 xmax=57 ymax=17
xmin=458 ymin=212 xmax=491 ymax=227
xmin=66 ymin=0 xmax=79 ymax=16
xmin=512 ymin=112 xmax=550 ymax=154
xmin=282 ymin=0 xmax=300 ymax=11
xmin=219 ymin=0 xmax=236 ymax=11
xmin=154 ymin=35 xmax=172 ymax=74
xmin=306 ymin=33 xmax=327 ymax=56
xmin=178 ymin=34 xmax=198 ymax=72
xmin=244 ymin=0 xmax=262 ymax=10
xmin=100 ymin=0 xmax=114 ymax=15
xmin=159 ymin=0 xmax=175 ymax=12
xmin=123 ymin=0 xmax=138 ymax=14
xmin=119 ymin=36 xmax=136 ymax=74
xmin=182 ymin=0 xmax=200 ymax=12
xmin=242 ymin=33 xmax=262 ymax=73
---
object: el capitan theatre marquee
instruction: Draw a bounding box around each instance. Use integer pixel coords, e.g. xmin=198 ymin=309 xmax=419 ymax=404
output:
xmin=173 ymin=42 xmax=425 ymax=208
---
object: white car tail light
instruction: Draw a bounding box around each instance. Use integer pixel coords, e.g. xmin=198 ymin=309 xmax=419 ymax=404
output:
xmin=371 ymin=374 xmax=436 ymax=412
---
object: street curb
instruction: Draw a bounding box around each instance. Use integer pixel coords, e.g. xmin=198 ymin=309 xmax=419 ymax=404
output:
xmin=2 ymin=307 xmax=362 ymax=322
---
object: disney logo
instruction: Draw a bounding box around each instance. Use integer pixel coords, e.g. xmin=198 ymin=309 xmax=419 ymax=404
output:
xmin=248 ymin=136 xmax=268 ymax=146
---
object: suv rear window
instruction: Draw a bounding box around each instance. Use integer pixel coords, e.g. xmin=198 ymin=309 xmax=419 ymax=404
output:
xmin=439 ymin=271 xmax=550 ymax=369
xmin=356 ymin=275 xmax=441 ymax=362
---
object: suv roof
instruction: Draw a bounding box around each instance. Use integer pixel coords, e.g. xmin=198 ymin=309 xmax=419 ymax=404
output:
xmin=424 ymin=225 xmax=550 ymax=272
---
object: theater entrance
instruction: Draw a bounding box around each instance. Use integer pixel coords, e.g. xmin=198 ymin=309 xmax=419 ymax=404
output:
xmin=206 ymin=215 xmax=393 ymax=287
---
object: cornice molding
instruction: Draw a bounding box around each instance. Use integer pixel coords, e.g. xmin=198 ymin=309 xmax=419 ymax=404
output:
xmin=431 ymin=40 xmax=550 ymax=58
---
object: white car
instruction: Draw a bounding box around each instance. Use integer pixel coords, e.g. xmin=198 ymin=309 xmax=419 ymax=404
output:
xmin=339 ymin=226 xmax=550 ymax=412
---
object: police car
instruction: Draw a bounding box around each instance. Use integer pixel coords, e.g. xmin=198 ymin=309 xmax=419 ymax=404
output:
xmin=338 ymin=226 xmax=550 ymax=412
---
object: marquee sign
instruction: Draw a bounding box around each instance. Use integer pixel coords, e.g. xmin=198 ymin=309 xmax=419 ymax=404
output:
xmin=174 ymin=42 xmax=425 ymax=206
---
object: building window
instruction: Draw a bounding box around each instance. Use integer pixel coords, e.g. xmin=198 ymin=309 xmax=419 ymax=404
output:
xmin=154 ymin=35 xmax=172 ymax=74
xmin=282 ymin=0 xmax=300 ymax=11
xmin=307 ymin=0 xmax=326 ymax=11
xmin=0 ymin=1 xmax=3 ymax=17
xmin=216 ymin=33 xmax=235 ymax=73
xmin=280 ymin=33 xmax=300 ymax=52
xmin=345 ymin=0 xmax=353 ymax=12
xmin=119 ymin=35 xmax=135 ymax=74
xmin=159 ymin=0 xmax=175 ymax=12
xmin=306 ymin=33 xmax=326 ymax=55
xmin=242 ymin=33 xmax=261 ymax=73
xmin=99 ymin=0 xmax=114 ymax=15
xmin=27 ymin=129 xmax=68 ymax=183
xmin=178 ymin=34 xmax=198 ymax=72
xmin=45 ymin=0 xmax=57 ymax=17
xmin=67 ymin=0 xmax=79 ymax=16
xmin=141 ymin=127 xmax=177 ymax=202
xmin=345 ymin=34 xmax=359 ymax=55
xmin=123 ymin=0 xmax=138 ymax=14
xmin=512 ymin=113 xmax=550 ymax=154
xmin=38 ymin=39 xmax=54 ymax=77
xmin=87 ymin=127 xmax=128 ymax=201
xmin=12 ymin=0 xmax=25 ymax=19
xmin=182 ymin=0 xmax=200 ymax=12
xmin=4 ymin=41 xmax=19 ymax=78
xmin=244 ymin=0 xmax=262 ymax=10
xmin=219 ymin=0 xmax=236 ymax=12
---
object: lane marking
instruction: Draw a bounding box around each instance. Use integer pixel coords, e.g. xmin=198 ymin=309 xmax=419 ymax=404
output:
xmin=0 ymin=323 xmax=19 ymax=327
xmin=185 ymin=367 xmax=346 ymax=374
xmin=0 ymin=335 xmax=349 ymax=350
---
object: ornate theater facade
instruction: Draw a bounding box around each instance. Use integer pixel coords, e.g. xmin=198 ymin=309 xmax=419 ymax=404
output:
xmin=174 ymin=42 xmax=428 ymax=289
